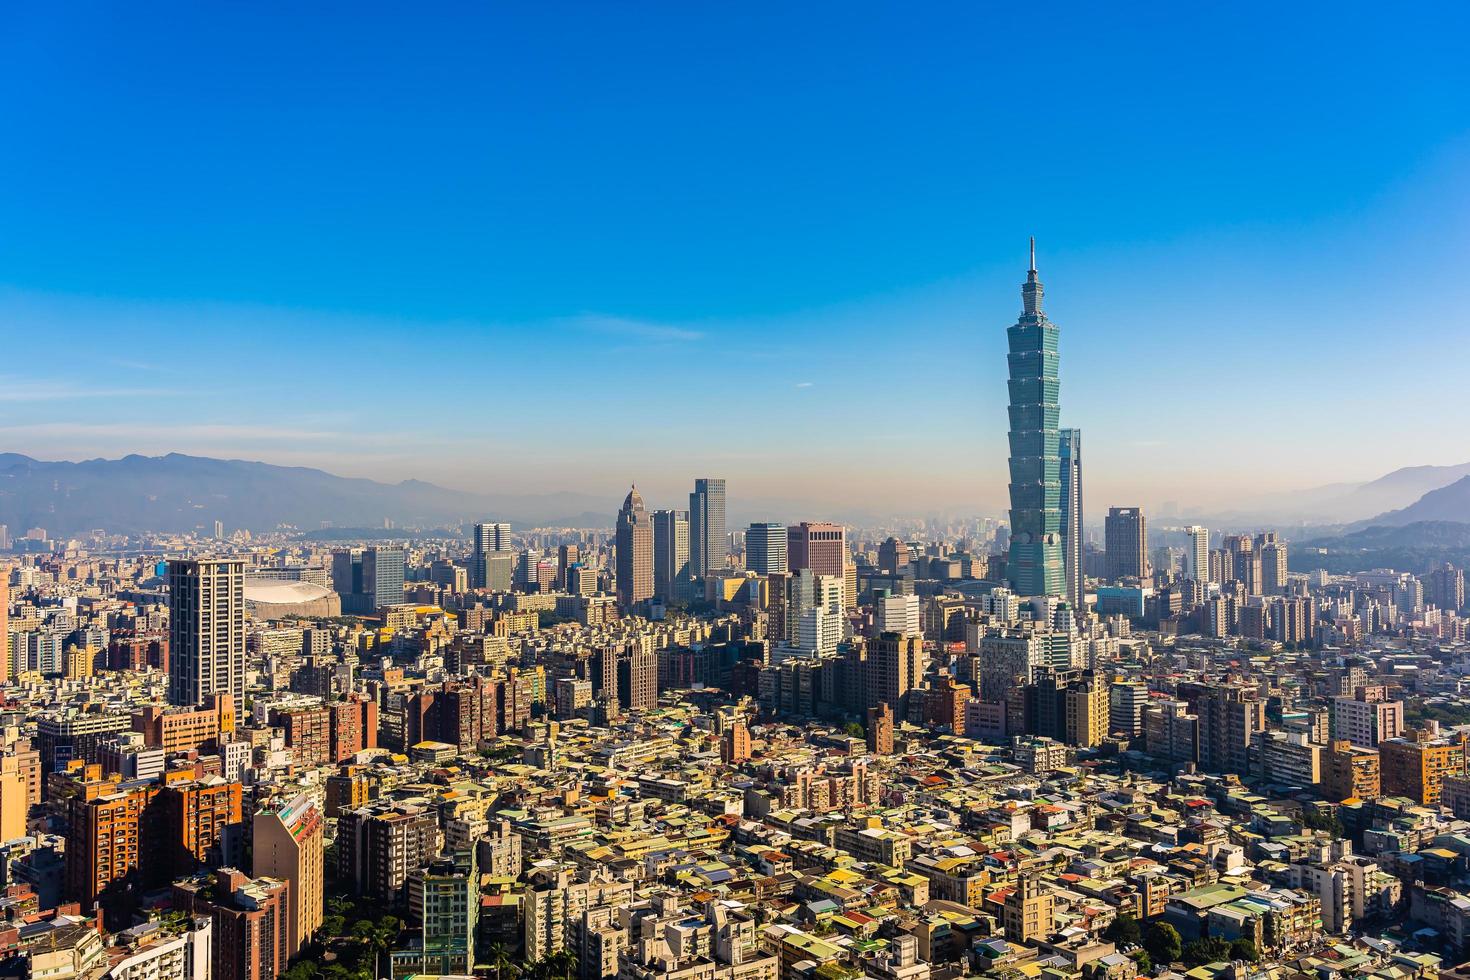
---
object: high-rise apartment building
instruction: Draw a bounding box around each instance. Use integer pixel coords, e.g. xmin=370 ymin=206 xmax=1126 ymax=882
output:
xmin=787 ymin=522 xmax=846 ymax=578
xmin=169 ymin=559 xmax=246 ymax=713
xmin=876 ymin=593 xmax=921 ymax=637
xmin=1059 ymin=428 xmax=1084 ymax=610
xmin=472 ymin=523 xmax=511 ymax=590
xmin=173 ymin=869 xmax=291 ymax=980
xmin=1103 ymin=508 xmax=1147 ymax=582
xmin=689 ymin=478 xmax=727 ymax=578
xmin=1197 ymin=685 xmax=1266 ymax=774
xmin=1380 ymin=728 xmax=1469 ymax=805
xmin=336 ymin=805 xmax=438 ymax=903
xmin=1425 ymin=563 xmax=1466 ymax=613
xmin=1258 ymin=532 xmax=1288 ymax=594
xmin=1185 ymin=526 xmax=1210 ymax=582
xmin=615 ymin=487 xmax=654 ymax=609
xmin=1331 ymin=687 xmax=1404 ymax=747
xmin=746 ymin=523 xmax=789 ymax=575
xmin=1005 ymin=241 xmax=1065 ymax=598
xmin=253 ymin=795 xmax=324 ymax=956
xmin=1224 ymin=534 xmax=1260 ymax=595
xmin=0 ymin=571 xmax=8 ymax=685
xmin=652 ymin=509 xmax=690 ymax=603
xmin=867 ymin=632 xmax=922 ymax=718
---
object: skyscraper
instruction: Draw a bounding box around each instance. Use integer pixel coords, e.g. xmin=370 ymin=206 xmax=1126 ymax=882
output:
xmin=787 ymin=522 xmax=846 ymax=578
xmin=253 ymin=795 xmax=324 ymax=957
xmin=689 ymin=478 xmax=727 ymax=578
xmin=1185 ymin=526 xmax=1210 ymax=582
xmin=1005 ymin=239 xmax=1064 ymax=598
xmin=615 ymin=486 xmax=654 ymax=609
xmin=746 ymin=523 xmax=789 ymax=575
xmin=1059 ymin=428 xmax=1083 ymax=610
xmin=652 ymin=509 xmax=690 ymax=602
xmin=362 ymin=547 xmax=405 ymax=610
xmin=1103 ymin=507 xmax=1147 ymax=581
xmin=471 ymin=522 xmax=511 ymax=589
xmin=169 ymin=559 xmax=246 ymax=713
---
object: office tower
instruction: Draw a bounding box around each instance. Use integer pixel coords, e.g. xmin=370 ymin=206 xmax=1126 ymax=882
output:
xmin=1259 ymin=533 xmax=1288 ymax=594
xmin=361 ymin=547 xmax=405 ymax=610
xmin=1058 ymin=428 xmax=1084 ymax=609
xmin=1103 ymin=507 xmax=1147 ymax=581
xmin=746 ymin=523 xmax=789 ymax=575
xmin=688 ymin=478 xmax=727 ymax=578
xmin=253 ymin=796 xmax=324 ymax=956
xmin=169 ymin=559 xmax=246 ymax=713
xmin=867 ymin=704 xmax=895 ymax=754
xmin=617 ymin=643 xmax=657 ymax=712
xmin=1109 ymin=682 xmax=1148 ymax=737
xmin=877 ymin=537 xmax=908 ymax=574
xmin=876 ymin=593 xmax=921 ymax=637
xmin=787 ymin=522 xmax=846 ymax=578
xmin=1005 ymin=240 xmax=1065 ymax=598
xmin=1185 ymin=526 xmax=1210 ymax=582
xmin=652 ymin=509 xmax=690 ymax=602
xmin=615 ymin=487 xmax=654 ymax=609
xmin=213 ymin=520 xmax=224 ymax=539
xmin=472 ymin=522 xmax=511 ymax=589
xmin=557 ymin=544 xmax=580 ymax=588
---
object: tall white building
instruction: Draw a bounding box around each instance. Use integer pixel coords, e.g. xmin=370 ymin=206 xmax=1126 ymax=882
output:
xmin=877 ymin=593 xmax=921 ymax=637
xmin=1185 ymin=526 xmax=1210 ymax=582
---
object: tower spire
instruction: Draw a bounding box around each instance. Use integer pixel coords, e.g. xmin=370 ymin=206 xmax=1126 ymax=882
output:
xmin=1022 ymin=237 xmax=1044 ymax=316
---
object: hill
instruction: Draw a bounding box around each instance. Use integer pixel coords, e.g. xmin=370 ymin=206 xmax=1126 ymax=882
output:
xmin=1363 ymin=475 xmax=1470 ymax=527
xmin=0 ymin=453 xmax=611 ymax=535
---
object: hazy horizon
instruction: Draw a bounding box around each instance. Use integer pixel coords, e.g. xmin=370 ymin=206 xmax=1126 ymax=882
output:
xmin=4 ymin=4 xmax=1468 ymax=517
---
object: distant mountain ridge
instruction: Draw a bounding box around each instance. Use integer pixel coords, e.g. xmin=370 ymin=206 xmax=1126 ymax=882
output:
xmin=0 ymin=453 xmax=613 ymax=535
xmin=1282 ymin=461 xmax=1470 ymax=523
xmin=1362 ymin=475 xmax=1470 ymax=527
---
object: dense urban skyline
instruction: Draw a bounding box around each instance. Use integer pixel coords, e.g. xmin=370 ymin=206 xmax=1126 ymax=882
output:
xmin=3 ymin=5 xmax=1470 ymax=513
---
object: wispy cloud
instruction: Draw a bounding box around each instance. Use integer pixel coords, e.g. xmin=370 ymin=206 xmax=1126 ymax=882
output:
xmin=795 ymin=381 xmax=814 ymax=388
xmin=568 ymin=313 xmax=704 ymax=343
xmin=0 ymin=377 xmax=178 ymax=402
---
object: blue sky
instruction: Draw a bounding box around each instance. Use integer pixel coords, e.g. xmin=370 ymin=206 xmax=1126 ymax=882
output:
xmin=2 ymin=3 xmax=1468 ymax=516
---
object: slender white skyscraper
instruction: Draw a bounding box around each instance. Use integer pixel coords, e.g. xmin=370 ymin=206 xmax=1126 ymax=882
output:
xmin=652 ymin=509 xmax=690 ymax=602
xmin=1059 ymin=428 xmax=1083 ymax=610
xmin=689 ymin=478 xmax=727 ymax=578
xmin=1185 ymin=526 xmax=1210 ymax=582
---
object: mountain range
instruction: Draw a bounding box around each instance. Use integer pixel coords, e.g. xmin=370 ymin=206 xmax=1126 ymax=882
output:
xmin=0 ymin=453 xmax=612 ymax=535
xmin=2 ymin=451 xmax=1469 ymax=538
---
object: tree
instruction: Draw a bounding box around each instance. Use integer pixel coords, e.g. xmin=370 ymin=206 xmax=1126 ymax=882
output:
xmin=1143 ymin=923 xmax=1182 ymax=964
xmin=1182 ymin=937 xmax=1232 ymax=966
xmin=1128 ymin=950 xmax=1152 ymax=975
xmin=1105 ymin=913 xmax=1142 ymax=948
xmin=843 ymin=721 xmax=865 ymax=739
xmin=1229 ymin=939 xmax=1259 ymax=963
xmin=351 ymin=915 xmax=402 ymax=980
xmin=484 ymin=943 xmax=521 ymax=980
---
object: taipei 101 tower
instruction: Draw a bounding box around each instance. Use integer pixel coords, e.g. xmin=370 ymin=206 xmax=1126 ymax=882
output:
xmin=1005 ymin=239 xmax=1065 ymax=598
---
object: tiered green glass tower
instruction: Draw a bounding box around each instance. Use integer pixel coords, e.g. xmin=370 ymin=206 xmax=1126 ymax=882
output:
xmin=1006 ymin=239 xmax=1065 ymax=598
